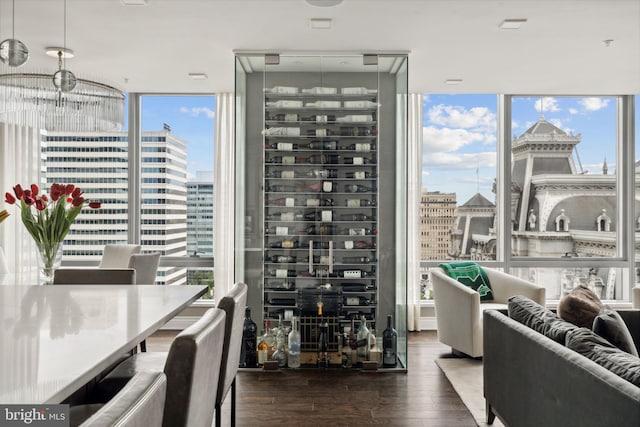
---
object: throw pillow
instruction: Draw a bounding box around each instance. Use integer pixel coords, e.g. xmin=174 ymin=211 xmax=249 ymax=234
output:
xmin=439 ymin=262 xmax=494 ymax=301
xmin=557 ymin=284 xmax=604 ymax=328
xmin=592 ymin=307 xmax=639 ymax=357
xmin=508 ymin=295 xmax=577 ymax=344
xmin=566 ymin=327 xmax=640 ymax=388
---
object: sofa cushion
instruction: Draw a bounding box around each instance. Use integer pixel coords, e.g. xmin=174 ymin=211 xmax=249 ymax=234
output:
xmin=508 ymin=295 xmax=577 ymax=344
xmin=557 ymin=285 xmax=604 ymax=328
xmin=593 ymin=307 xmax=639 ymax=357
xmin=439 ymin=262 xmax=494 ymax=301
xmin=566 ymin=327 xmax=640 ymax=388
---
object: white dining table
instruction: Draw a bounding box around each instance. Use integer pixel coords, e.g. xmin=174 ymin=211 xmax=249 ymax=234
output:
xmin=0 ymin=284 xmax=207 ymax=404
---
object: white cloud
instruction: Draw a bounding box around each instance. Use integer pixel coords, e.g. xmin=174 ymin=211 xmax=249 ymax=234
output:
xmin=569 ymin=108 xmax=579 ymax=114
xmin=579 ymin=97 xmax=610 ymax=111
xmin=180 ymin=106 xmax=215 ymax=119
xmin=534 ymin=97 xmax=560 ymax=113
xmin=424 ymin=151 xmax=496 ymax=169
xmin=423 ymin=126 xmax=487 ymax=152
xmin=427 ymin=104 xmax=495 ymax=132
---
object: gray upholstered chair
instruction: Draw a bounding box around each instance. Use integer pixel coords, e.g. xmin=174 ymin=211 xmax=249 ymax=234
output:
xmin=215 ymin=282 xmax=248 ymax=427
xmin=99 ymin=244 xmax=141 ymax=268
xmin=432 ymin=266 xmax=545 ymax=357
xmin=96 ymin=308 xmax=227 ymax=427
xmin=128 ymin=252 xmax=161 ymax=285
xmin=53 ymin=268 xmax=136 ymax=285
xmin=71 ymin=371 xmax=167 ymax=427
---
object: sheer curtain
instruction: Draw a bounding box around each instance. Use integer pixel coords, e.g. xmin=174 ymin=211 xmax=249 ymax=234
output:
xmin=407 ymin=94 xmax=423 ymax=331
xmin=214 ymin=93 xmax=235 ymax=299
xmin=0 ymin=122 xmax=40 ymax=277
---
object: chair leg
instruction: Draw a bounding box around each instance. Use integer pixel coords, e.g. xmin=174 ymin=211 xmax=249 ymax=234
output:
xmin=140 ymin=339 xmax=146 ymax=353
xmin=231 ymin=377 xmax=236 ymax=427
xmin=215 ymin=402 xmax=221 ymax=427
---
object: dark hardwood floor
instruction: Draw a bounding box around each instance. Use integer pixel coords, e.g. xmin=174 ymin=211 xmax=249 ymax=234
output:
xmin=147 ymin=330 xmax=476 ymax=427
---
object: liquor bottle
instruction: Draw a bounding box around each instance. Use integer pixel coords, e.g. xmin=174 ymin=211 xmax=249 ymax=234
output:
xmin=288 ymin=316 xmax=301 ymax=368
xmin=265 ymin=142 xmax=299 ymax=150
xmin=317 ymin=319 xmax=329 ymax=368
xmin=268 ymin=269 xmax=297 ymax=278
xmin=382 ymin=314 xmax=398 ymax=368
xmin=268 ymin=255 xmax=297 ymax=263
xmin=343 ymin=156 xmax=371 ymax=165
xmin=342 ymin=256 xmax=373 ymax=264
xmin=305 ymin=168 xmax=338 ymax=179
xmin=344 ymin=171 xmax=373 ymax=179
xmin=257 ymin=322 xmax=270 ymax=366
xmin=269 ymin=239 xmax=299 ymax=249
xmin=240 ymin=307 xmax=258 ymax=368
xmin=356 ymin=316 xmax=371 ymax=359
xmin=346 ymin=198 xmax=376 ymax=207
xmin=264 ymin=320 xmax=276 ymax=360
xmin=272 ymin=315 xmax=288 ymax=368
xmin=305 ymin=140 xmax=338 ymax=150
xmin=344 ymin=184 xmax=374 ymax=193
xmin=339 ymin=213 xmax=374 ymax=221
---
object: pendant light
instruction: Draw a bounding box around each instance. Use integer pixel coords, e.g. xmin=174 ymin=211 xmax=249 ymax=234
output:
xmin=52 ymin=0 xmax=76 ymax=92
xmin=0 ymin=0 xmax=29 ymax=67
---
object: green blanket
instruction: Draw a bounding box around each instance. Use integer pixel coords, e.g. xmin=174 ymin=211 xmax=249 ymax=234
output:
xmin=439 ymin=262 xmax=494 ymax=301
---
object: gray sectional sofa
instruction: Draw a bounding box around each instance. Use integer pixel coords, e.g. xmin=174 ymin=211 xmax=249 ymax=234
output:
xmin=483 ymin=307 xmax=640 ymax=427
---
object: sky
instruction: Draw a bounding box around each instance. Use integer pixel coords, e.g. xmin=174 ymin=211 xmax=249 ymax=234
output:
xmin=423 ymin=94 xmax=624 ymax=206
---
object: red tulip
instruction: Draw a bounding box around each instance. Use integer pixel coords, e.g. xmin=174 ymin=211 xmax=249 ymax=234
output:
xmin=24 ymin=196 xmax=35 ymax=205
xmin=71 ymin=187 xmax=82 ymax=199
xmin=40 ymin=194 xmax=48 ymax=203
xmin=30 ymin=184 xmax=39 ymax=196
xmin=72 ymin=197 xmax=85 ymax=207
xmin=89 ymin=201 xmax=101 ymax=209
xmin=35 ymin=199 xmax=45 ymax=211
xmin=4 ymin=192 xmax=16 ymax=204
xmin=13 ymin=184 xmax=24 ymax=199
xmin=64 ymin=184 xmax=75 ymax=196
xmin=50 ymin=184 xmax=63 ymax=201
xmin=23 ymin=189 xmax=31 ymax=198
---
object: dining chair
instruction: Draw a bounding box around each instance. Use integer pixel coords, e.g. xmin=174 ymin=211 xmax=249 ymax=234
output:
xmin=215 ymin=282 xmax=248 ymax=427
xmin=99 ymin=244 xmax=141 ymax=268
xmin=96 ymin=308 xmax=227 ymax=427
xmin=71 ymin=371 xmax=167 ymax=427
xmin=53 ymin=268 xmax=136 ymax=285
xmin=128 ymin=252 xmax=161 ymax=285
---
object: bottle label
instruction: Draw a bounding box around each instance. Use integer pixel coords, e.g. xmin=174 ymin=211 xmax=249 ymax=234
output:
xmin=320 ymin=255 xmax=331 ymax=265
xmin=280 ymin=212 xmax=295 ymax=222
xmin=277 ymin=142 xmax=294 ymax=150
xmin=281 ymin=170 xmax=295 ymax=179
xmin=285 ymin=198 xmax=295 ymax=207
xmin=315 ymin=129 xmax=328 ymax=137
xmin=346 ymin=296 xmax=360 ymax=305
xmin=282 ymin=240 xmax=295 ymax=249
xmin=276 ymin=269 xmax=288 ymax=278
xmin=352 ymin=157 xmax=364 ymax=165
xmin=344 ymin=240 xmax=354 ymax=249
xmin=276 ymin=226 xmax=288 ymax=236
xmin=282 ymin=156 xmax=295 ymax=164
xmin=322 ymin=182 xmax=333 ymax=192
xmin=346 ymin=199 xmax=360 ymax=208
xmin=316 ymin=114 xmax=328 ymax=123
xmin=349 ymin=228 xmax=366 ymax=236
xmin=343 ymin=270 xmax=362 ymax=278
xmin=321 ymin=210 xmax=332 ymax=222
xmin=306 ymin=199 xmax=320 ymax=207
xmin=284 ymin=113 xmax=298 ymax=122
xmin=355 ymin=143 xmax=370 ymax=152
xmin=354 ymin=171 xmax=366 ymax=179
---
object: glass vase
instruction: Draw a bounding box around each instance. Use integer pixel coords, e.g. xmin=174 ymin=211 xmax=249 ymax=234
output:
xmin=37 ymin=242 xmax=63 ymax=285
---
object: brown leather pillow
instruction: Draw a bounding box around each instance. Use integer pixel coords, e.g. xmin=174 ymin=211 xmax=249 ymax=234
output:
xmin=557 ymin=284 xmax=603 ymax=328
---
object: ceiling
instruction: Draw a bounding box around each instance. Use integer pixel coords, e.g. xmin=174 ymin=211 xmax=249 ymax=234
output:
xmin=0 ymin=0 xmax=639 ymax=95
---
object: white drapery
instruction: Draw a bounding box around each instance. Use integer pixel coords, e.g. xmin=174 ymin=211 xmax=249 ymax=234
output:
xmin=407 ymin=94 xmax=423 ymax=331
xmin=0 ymin=122 xmax=41 ymax=277
xmin=213 ymin=93 xmax=235 ymax=299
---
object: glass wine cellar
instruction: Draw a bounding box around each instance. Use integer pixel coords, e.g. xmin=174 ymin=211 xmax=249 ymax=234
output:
xmin=234 ymin=53 xmax=408 ymax=370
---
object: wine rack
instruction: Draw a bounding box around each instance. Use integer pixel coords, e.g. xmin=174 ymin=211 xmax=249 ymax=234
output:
xmin=262 ymin=86 xmax=379 ymax=334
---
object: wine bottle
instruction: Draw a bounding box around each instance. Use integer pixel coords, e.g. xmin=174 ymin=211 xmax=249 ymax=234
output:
xmin=301 ymin=255 xmax=334 ymax=265
xmin=265 ymin=226 xmax=291 ymax=236
xmin=343 ymin=156 xmax=371 ymax=165
xmin=301 ymin=154 xmax=340 ymax=164
xmin=266 ymin=155 xmax=298 ymax=165
xmin=339 ymin=213 xmax=374 ymax=221
xmin=336 ymin=269 xmax=373 ymax=278
xmin=305 ymin=128 xmax=333 ymax=137
xmin=342 ymin=256 xmax=373 ymax=264
xmin=306 ymin=140 xmax=338 ymax=150
xmin=346 ymin=143 xmax=373 ymax=152
xmin=265 ymin=142 xmax=299 ymax=150
xmin=346 ymin=198 xmax=376 ymax=207
xmin=266 ymin=170 xmax=298 ymax=178
xmin=266 ymin=197 xmax=296 ymax=207
xmin=304 ymin=240 xmax=333 ymax=249
xmin=268 ymin=112 xmax=299 ymax=122
xmin=344 ymin=184 xmax=374 ymax=193
xmin=305 ymin=168 xmax=338 ymax=178
xmin=344 ymin=171 xmax=372 ymax=179
xmin=269 ymin=239 xmax=299 ymax=249
xmin=305 ymin=224 xmax=338 ymax=235
xmin=266 ymin=212 xmax=300 ymax=221
xmin=288 ymin=316 xmax=301 ymax=368
xmin=382 ymin=315 xmax=398 ymax=368
xmin=299 ymin=210 xmax=333 ymax=222
xmin=240 ymin=307 xmax=258 ymax=368
xmin=302 ymin=114 xmax=336 ymax=122
xmin=267 ymin=184 xmax=298 ymax=193
xmin=356 ymin=316 xmax=371 ymax=358
xmin=297 ymin=181 xmax=336 ymax=193
xmin=268 ymin=255 xmax=297 ymax=263
xmin=268 ymin=268 xmax=297 ymax=278
xmin=344 ymin=296 xmax=370 ymax=306
xmin=345 ymin=227 xmax=376 ymax=236
xmin=343 ymin=240 xmax=376 ymax=249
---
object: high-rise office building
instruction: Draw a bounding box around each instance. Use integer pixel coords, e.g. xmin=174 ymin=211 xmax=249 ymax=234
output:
xmin=419 ymin=190 xmax=457 ymax=260
xmin=187 ymin=171 xmax=214 ymax=257
xmin=43 ymin=130 xmax=188 ymax=285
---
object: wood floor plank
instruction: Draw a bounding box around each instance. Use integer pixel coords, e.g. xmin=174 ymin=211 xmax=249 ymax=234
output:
xmin=147 ymin=330 xmax=476 ymax=426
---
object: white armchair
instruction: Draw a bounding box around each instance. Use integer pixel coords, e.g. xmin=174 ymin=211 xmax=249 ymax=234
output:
xmin=431 ymin=266 xmax=545 ymax=357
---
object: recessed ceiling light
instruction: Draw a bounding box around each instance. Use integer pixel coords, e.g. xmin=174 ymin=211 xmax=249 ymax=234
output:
xmin=444 ymin=79 xmax=463 ymax=85
xmin=499 ymin=18 xmax=527 ymax=30
xmin=306 ymin=0 xmax=343 ymax=7
xmin=45 ymin=47 xmax=74 ymax=59
xmin=602 ymin=39 xmax=614 ymax=47
xmin=187 ymin=73 xmax=208 ymax=80
xmin=121 ymin=0 xmax=148 ymax=5
xmin=310 ymin=18 xmax=332 ymax=29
